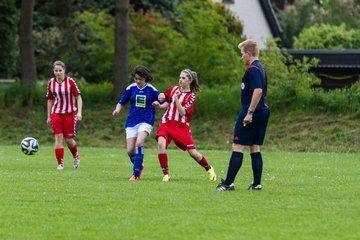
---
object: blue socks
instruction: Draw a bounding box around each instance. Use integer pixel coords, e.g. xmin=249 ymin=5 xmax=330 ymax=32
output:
xmin=224 ymin=151 xmax=243 ymax=185
xmin=133 ymin=146 xmax=144 ymax=177
xmin=251 ymin=152 xmax=263 ymax=186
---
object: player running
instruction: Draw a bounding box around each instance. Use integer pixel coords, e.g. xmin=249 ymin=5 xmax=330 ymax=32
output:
xmin=112 ymin=65 xmax=162 ymax=181
xmin=153 ymin=69 xmax=217 ymax=182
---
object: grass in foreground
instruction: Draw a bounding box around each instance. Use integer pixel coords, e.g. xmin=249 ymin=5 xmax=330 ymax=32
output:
xmin=0 ymin=146 xmax=359 ymax=240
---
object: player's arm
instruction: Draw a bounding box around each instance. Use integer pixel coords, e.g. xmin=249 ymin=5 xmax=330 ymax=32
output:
xmin=153 ymin=92 xmax=168 ymax=109
xmin=158 ymin=93 xmax=165 ymax=102
xmin=47 ymin=99 xmax=53 ymax=126
xmin=112 ymin=103 xmax=123 ymax=116
xmin=153 ymin=101 xmax=169 ymax=109
xmin=76 ymin=95 xmax=83 ymax=121
xmin=243 ymin=88 xmax=262 ymax=125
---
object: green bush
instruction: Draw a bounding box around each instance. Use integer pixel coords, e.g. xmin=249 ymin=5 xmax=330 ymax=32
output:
xmin=293 ymin=24 xmax=360 ymax=49
xmin=194 ymin=85 xmax=241 ymax=119
xmin=152 ymin=0 xmax=243 ymax=88
xmin=78 ymin=81 xmax=114 ymax=105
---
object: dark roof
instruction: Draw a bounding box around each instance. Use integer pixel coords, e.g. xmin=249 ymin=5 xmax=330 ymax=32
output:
xmin=259 ymin=0 xmax=283 ymax=38
xmin=286 ymin=49 xmax=360 ymax=69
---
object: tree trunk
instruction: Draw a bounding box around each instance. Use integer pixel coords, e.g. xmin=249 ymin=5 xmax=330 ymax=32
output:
xmin=114 ymin=0 xmax=129 ymax=100
xmin=20 ymin=0 xmax=37 ymax=86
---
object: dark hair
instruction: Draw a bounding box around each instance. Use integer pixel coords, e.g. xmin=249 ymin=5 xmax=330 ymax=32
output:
xmin=131 ymin=65 xmax=154 ymax=82
xmin=182 ymin=69 xmax=200 ymax=94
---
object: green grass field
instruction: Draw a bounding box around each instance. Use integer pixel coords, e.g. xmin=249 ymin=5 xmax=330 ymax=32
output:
xmin=0 ymin=146 xmax=359 ymax=240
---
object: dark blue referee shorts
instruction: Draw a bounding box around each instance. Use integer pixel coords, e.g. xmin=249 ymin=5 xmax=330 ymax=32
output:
xmin=233 ymin=108 xmax=270 ymax=146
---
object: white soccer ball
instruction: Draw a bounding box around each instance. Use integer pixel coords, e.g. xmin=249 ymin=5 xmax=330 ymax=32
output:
xmin=20 ymin=137 xmax=39 ymax=155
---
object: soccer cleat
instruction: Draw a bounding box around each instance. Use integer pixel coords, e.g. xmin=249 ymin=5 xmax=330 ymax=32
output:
xmin=207 ymin=166 xmax=217 ymax=181
xmin=216 ymin=179 xmax=235 ymax=191
xmin=57 ymin=164 xmax=64 ymax=170
xmin=162 ymin=174 xmax=170 ymax=182
xmin=129 ymin=175 xmax=140 ymax=181
xmin=73 ymin=153 xmax=80 ymax=169
xmin=248 ymin=184 xmax=262 ymax=190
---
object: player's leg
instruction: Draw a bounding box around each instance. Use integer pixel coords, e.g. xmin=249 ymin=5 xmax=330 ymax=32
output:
xmin=156 ymin=125 xmax=171 ymax=181
xmin=187 ymin=149 xmax=216 ymax=181
xmin=54 ymin=133 xmax=65 ymax=169
xmin=132 ymin=131 xmax=149 ymax=178
xmin=52 ymin=113 xmax=65 ymax=169
xmin=125 ymin=125 xmax=138 ymax=180
xmin=133 ymin=123 xmax=153 ymax=179
xmin=65 ymin=137 xmax=80 ymax=169
xmin=249 ymin=145 xmax=262 ymax=190
xmin=126 ymin=137 xmax=136 ymax=164
xmin=157 ymin=136 xmax=170 ymax=181
xmin=248 ymin=109 xmax=269 ymax=190
xmin=216 ymin=145 xmax=244 ymax=191
xmin=217 ymin=110 xmax=248 ymax=191
xmin=64 ymin=112 xmax=80 ymax=168
xmin=220 ymin=143 xmax=245 ymax=188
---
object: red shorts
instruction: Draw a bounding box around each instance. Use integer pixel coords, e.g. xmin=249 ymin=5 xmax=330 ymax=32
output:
xmin=51 ymin=112 xmax=77 ymax=138
xmin=156 ymin=122 xmax=195 ymax=151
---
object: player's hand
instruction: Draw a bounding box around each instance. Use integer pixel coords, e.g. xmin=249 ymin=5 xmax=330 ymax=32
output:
xmin=152 ymin=101 xmax=160 ymax=107
xmin=243 ymin=113 xmax=253 ymax=127
xmin=112 ymin=109 xmax=119 ymax=116
xmin=76 ymin=113 xmax=82 ymax=121
xmin=158 ymin=93 xmax=165 ymax=101
xmin=174 ymin=90 xmax=180 ymax=98
xmin=47 ymin=117 xmax=52 ymax=126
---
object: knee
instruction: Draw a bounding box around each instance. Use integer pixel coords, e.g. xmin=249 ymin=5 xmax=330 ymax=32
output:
xmin=232 ymin=144 xmax=244 ymax=152
xmin=65 ymin=138 xmax=76 ymax=147
xmin=157 ymin=138 xmax=166 ymax=150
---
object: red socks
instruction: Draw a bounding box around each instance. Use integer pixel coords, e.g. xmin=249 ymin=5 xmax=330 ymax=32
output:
xmin=55 ymin=148 xmax=64 ymax=165
xmin=158 ymin=153 xmax=169 ymax=175
xmin=198 ymin=156 xmax=211 ymax=171
xmin=68 ymin=144 xmax=78 ymax=157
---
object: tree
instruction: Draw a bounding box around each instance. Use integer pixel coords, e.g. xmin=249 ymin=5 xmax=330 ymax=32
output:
xmin=0 ymin=0 xmax=19 ymax=78
xmin=114 ymin=0 xmax=129 ymax=99
xmin=19 ymin=0 xmax=37 ymax=86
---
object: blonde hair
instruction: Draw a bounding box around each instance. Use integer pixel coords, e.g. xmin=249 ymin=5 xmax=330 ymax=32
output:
xmin=182 ymin=69 xmax=200 ymax=94
xmin=238 ymin=39 xmax=259 ymax=57
xmin=53 ymin=60 xmax=65 ymax=69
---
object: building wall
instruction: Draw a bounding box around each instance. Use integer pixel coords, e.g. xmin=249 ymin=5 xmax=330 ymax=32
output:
xmin=213 ymin=0 xmax=272 ymax=48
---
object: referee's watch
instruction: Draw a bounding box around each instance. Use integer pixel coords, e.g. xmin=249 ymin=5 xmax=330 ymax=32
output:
xmin=247 ymin=108 xmax=254 ymax=114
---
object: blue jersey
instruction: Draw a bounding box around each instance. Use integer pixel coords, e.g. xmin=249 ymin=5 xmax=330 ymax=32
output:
xmin=119 ymin=83 xmax=160 ymax=128
xmin=241 ymin=60 xmax=268 ymax=111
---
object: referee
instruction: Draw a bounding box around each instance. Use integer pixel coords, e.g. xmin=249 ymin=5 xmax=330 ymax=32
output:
xmin=217 ymin=39 xmax=270 ymax=191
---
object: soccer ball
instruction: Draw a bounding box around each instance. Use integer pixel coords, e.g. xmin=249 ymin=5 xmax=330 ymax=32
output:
xmin=20 ymin=137 xmax=39 ymax=155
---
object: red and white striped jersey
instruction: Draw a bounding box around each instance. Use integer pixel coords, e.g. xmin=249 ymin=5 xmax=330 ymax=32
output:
xmin=161 ymin=86 xmax=196 ymax=126
xmin=46 ymin=76 xmax=81 ymax=114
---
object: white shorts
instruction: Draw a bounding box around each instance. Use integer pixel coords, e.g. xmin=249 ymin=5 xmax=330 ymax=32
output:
xmin=125 ymin=123 xmax=153 ymax=139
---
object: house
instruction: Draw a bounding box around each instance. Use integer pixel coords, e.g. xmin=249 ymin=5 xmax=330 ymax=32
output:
xmin=214 ymin=0 xmax=360 ymax=89
xmin=287 ymin=49 xmax=360 ymax=90
xmin=212 ymin=0 xmax=282 ymax=48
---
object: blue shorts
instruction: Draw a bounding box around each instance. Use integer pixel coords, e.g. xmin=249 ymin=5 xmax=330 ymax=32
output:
xmin=233 ymin=108 xmax=270 ymax=146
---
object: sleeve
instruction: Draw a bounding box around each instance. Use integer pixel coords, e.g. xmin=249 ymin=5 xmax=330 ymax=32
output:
xmin=70 ymin=79 xmax=81 ymax=97
xmin=164 ymin=86 xmax=174 ymax=103
xmin=248 ymin=68 xmax=263 ymax=90
xmin=46 ymin=80 xmax=54 ymax=100
xmin=152 ymin=88 xmax=160 ymax=102
xmin=184 ymin=93 xmax=196 ymax=118
xmin=119 ymin=87 xmax=131 ymax=105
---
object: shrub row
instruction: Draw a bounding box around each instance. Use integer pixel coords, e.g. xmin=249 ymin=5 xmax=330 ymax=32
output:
xmin=1 ymin=78 xmax=359 ymax=118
